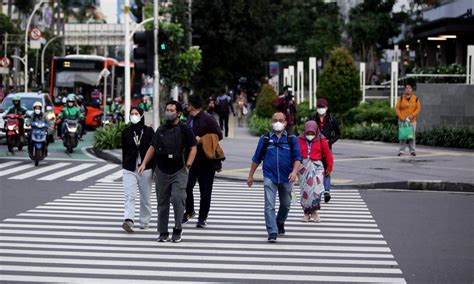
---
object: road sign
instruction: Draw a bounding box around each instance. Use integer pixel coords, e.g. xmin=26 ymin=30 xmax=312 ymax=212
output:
xmin=30 ymin=28 xmax=42 ymax=40
xmin=0 ymin=57 xmax=10 ymax=67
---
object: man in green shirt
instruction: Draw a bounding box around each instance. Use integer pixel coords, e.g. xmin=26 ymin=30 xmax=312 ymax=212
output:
xmin=58 ymin=94 xmax=84 ymax=139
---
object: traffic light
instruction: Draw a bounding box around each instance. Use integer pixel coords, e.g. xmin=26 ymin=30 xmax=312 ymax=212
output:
xmin=133 ymin=30 xmax=154 ymax=76
xmin=158 ymin=30 xmax=169 ymax=53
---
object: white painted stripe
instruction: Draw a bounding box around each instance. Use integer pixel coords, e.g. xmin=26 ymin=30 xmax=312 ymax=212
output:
xmin=67 ymin=164 xmax=119 ymax=181
xmin=97 ymin=169 xmax=123 ymax=183
xmin=0 ymin=255 xmax=402 ymax=274
xmin=0 ymin=164 xmax=35 ymax=176
xmin=0 ymin=265 xmax=407 ymax=283
xmin=38 ymin=163 xmax=96 ymax=180
xmin=8 ymin=163 xmax=71 ymax=179
xmin=0 ymin=161 xmax=22 ymax=169
xmin=0 ymin=275 xmax=195 ymax=284
xmin=0 ymin=236 xmax=391 ymax=252
xmin=0 ymin=242 xmax=394 ymax=258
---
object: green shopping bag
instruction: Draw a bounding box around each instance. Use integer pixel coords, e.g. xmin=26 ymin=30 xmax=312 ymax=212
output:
xmin=398 ymin=122 xmax=414 ymax=140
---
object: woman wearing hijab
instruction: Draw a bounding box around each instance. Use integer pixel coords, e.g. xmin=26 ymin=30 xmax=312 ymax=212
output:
xmin=297 ymin=121 xmax=334 ymax=222
xmin=121 ymin=107 xmax=155 ymax=232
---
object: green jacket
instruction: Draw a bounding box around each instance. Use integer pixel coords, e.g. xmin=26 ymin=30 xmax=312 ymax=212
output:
xmin=59 ymin=106 xmax=83 ymax=121
xmin=6 ymin=105 xmax=28 ymax=116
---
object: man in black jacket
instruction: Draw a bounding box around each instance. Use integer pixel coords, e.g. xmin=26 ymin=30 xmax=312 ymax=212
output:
xmin=309 ymin=99 xmax=340 ymax=202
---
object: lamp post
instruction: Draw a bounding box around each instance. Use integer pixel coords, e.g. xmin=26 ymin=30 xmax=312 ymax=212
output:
xmin=24 ymin=0 xmax=47 ymax=93
xmin=41 ymin=35 xmax=61 ymax=88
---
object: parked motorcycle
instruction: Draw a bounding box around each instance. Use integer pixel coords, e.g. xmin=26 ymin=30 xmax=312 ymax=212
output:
xmin=29 ymin=120 xmax=48 ymax=166
xmin=4 ymin=114 xmax=25 ymax=153
xmin=63 ymin=119 xmax=79 ymax=153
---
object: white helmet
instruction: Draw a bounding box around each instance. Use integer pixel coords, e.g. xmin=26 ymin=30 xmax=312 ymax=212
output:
xmin=33 ymin=101 xmax=43 ymax=109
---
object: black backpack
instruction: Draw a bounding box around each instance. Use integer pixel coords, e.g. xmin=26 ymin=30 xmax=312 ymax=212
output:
xmin=219 ymin=98 xmax=230 ymax=114
xmin=258 ymin=132 xmax=295 ymax=161
xmin=154 ymin=123 xmax=185 ymax=163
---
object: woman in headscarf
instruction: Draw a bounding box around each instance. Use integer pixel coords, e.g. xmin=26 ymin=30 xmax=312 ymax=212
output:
xmin=297 ymin=120 xmax=334 ymax=222
xmin=121 ymin=107 xmax=155 ymax=232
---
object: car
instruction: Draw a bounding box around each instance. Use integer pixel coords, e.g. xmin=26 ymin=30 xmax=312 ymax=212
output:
xmin=0 ymin=92 xmax=56 ymax=141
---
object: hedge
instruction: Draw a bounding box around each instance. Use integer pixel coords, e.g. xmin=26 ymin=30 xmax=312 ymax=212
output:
xmin=94 ymin=122 xmax=128 ymax=150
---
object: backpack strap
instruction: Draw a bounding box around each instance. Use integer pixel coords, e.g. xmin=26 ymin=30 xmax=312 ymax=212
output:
xmin=258 ymin=132 xmax=271 ymax=161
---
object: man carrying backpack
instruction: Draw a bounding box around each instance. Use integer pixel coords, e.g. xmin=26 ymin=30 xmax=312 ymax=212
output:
xmin=138 ymin=101 xmax=197 ymax=243
xmin=247 ymin=111 xmax=302 ymax=243
xmin=216 ymin=89 xmax=235 ymax=137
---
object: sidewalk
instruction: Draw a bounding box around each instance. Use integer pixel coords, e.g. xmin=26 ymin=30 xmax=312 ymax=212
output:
xmin=95 ymin=115 xmax=474 ymax=192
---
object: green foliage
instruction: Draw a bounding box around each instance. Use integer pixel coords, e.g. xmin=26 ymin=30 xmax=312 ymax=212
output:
xmin=248 ymin=112 xmax=272 ymax=136
xmin=94 ymin=123 xmax=128 ymax=150
xmin=0 ymin=14 xmax=20 ymax=35
xmin=318 ymin=48 xmax=361 ymax=122
xmin=411 ymin=64 xmax=466 ymax=83
xmin=295 ymin=101 xmax=313 ymax=124
xmin=344 ymin=101 xmax=397 ymax=127
xmin=255 ymin=84 xmax=277 ymax=118
xmin=342 ymin=123 xmax=398 ymax=143
xmin=417 ymin=127 xmax=474 ymax=149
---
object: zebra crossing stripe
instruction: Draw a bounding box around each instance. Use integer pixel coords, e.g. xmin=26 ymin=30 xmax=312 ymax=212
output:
xmin=67 ymin=164 xmax=119 ymax=181
xmin=0 ymin=161 xmax=22 ymax=169
xmin=0 ymin=164 xmax=35 ymax=176
xmin=97 ymin=169 xmax=123 ymax=183
xmin=8 ymin=162 xmax=71 ymax=180
xmin=38 ymin=163 xmax=96 ymax=181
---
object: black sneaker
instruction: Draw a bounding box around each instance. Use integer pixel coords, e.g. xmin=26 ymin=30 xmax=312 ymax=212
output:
xmin=171 ymin=228 xmax=182 ymax=243
xmin=268 ymin=233 xmax=277 ymax=243
xmin=324 ymin=192 xmax=331 ymax=203
xmin=157 ymin=233 xmax=170 ymax=242
xmin=196 ymin=220 xmax=207 ymax=228
xmin=410 ymin=152 xmax=416 ymax=156
xmin=122 ymin=219 xmax=134 ymax=233
xmin=182 ymin=214 xmax=189 ymax=224
xmin=277 ymin=222 xmax=285 ymax=236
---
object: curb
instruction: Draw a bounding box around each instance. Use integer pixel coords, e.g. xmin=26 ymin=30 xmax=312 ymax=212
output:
xmin=88 ymin=147 xmax=122 ymax=164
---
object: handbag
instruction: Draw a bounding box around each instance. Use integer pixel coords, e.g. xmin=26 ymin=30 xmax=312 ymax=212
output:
xmin=398 ymin=121 xmax=414 ymax=140
xmin=242 ymin=105 xmax=248 ymax=115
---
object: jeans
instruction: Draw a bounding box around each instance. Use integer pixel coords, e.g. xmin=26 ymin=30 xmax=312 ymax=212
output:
xmin=263 ymin=178 xmax=292 ymax=236
xmin=185 ymin=162 xmax=216 ymax=222
xmin=218 ymin=114 xmax=230 ymax=137
xmin=155 ymin=168 xmax=188 ymax=233
xmin=399 ymin=120 xmax=416 ymax=153
xmin=324 ymin=175 xmax=331 ymax=192
xmin=122 ymin=169 xmax=152 ymax=226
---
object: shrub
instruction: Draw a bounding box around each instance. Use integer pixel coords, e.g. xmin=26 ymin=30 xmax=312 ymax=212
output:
xmin=411 ymin=64 xmax=466 ymax=83
xmin=255 ymin=84 xmax=277 ymax=118
xmin=342 ymin=123 xmax=398 ymax=143
xmin=417 ymin=127 xmax=474 ymax=149
xmin=94 ymin=122 xmax=128 ymax=150
xmin=344 ymin=100 xmax=397 ymax=127
xmin=248 ymin=112 xmax=272 ymax=136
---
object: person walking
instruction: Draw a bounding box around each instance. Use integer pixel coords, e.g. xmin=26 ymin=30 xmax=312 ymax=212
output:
xmin=396 ymin=83 xmax=421 ymax=156
xmin=183 ymin=95 xmax=223 ymax=228
xmin=235 ymin=90 xmax=248 ymax=127
xmin=275 ymin=86 xmax=297 ymax=134
xmin=216 ymin=89 xmax=235 ymax=137
xmin=247 ymin=112 xmax=302 ymax=242
xmin=121 ymin=107 xmax=154 ymax=233
xmin=309 ymin=98 xmax=340 ymax=203
xmin=297 ymin=121 xmax=333 ymax=223
xmin=139 ymin=101 xmax=197 ymax=242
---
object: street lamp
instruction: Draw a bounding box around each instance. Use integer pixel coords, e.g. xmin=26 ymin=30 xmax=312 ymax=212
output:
xmin=41 ymin=35 xmax=62 ymax=88
xmin=24 ymin=0 xmax=47 ymax=93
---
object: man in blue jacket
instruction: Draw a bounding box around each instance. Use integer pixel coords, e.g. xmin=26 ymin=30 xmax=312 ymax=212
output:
xmin=247 ymin=111 xmax=302 ymax=242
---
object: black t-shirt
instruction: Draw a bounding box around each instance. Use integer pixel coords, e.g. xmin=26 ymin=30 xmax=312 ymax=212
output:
xmin=152 ymin=122 xmax=197 ymax=174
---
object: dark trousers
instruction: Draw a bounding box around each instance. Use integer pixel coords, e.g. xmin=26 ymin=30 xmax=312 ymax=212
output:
xmin=185 ymin=163 xmax=216 ymax=222
xmin=218 ymin=114 xmax=229 ymax=137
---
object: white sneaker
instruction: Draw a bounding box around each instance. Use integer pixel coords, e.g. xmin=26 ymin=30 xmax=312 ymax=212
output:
xmin=139 ymin=223 xmax=149 ymax=230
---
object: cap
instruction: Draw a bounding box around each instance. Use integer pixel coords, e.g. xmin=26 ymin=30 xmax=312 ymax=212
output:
xmin=317 ymin=98 xmax=328 ymax=108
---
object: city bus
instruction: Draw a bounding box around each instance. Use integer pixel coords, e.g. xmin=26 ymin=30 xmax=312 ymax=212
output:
xmin=49 ymin=55 xmax=126 ymax=127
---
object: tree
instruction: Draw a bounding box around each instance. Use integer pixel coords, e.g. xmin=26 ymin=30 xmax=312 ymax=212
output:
xmin=318 ymin=48 xmax=361 ymax=125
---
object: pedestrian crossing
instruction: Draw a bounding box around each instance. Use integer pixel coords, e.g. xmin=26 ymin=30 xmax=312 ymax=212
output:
xmin=0 ymin=180 xmax=406 ymax=283
xmin=0 ymin=160 xmax=122 ymax=182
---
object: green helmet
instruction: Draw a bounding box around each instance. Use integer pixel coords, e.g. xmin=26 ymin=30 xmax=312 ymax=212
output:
xmin=13 ymin=95 xmax=21 ymax=101
xmin=67 ymin=94 xmax=76 ymax=102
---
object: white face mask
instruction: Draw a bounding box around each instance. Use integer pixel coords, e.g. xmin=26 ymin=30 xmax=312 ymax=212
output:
xmin=34 ymin=109 xmax=41 ymax=115
xmin=130 ymin=115 xmax=141 ymax=124
xmin=272 ymin=121 xmax=285 ymax=132
xmin=306 ymin=135 xmax=315 ymax=141
xmin=317 ymin=107 xmax=327 ymax=116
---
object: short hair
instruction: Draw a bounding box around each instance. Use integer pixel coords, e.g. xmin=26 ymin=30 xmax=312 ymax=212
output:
xmin=188 ymin=95 xmax=202 ymax=109
xmin=166 ymin=100 xmax=183 ymax=113
xmin=272 ymin=111 xmax=287 ymax=120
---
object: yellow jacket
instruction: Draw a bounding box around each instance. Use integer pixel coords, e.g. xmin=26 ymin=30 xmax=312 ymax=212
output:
xmin=396 ymin=93 xmax=421 ymax=122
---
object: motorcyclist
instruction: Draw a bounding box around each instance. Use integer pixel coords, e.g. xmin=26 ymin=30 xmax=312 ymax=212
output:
xmin=104 ymin=97 xmax=114 ymax=115
xmin=76 ymin=95 xmax=87 ymax=137
xmin=111 ymin=97 xmax=124 ymax=122
xmin=6 ymin=95 xmax=28 ymax=141
xmin=58 ymin=94 xmax=84 ymax=139
xmin=28 ymin=101 xmax=48 ymax=155
xmin=138 ymin=96 xmax=152 ymax=112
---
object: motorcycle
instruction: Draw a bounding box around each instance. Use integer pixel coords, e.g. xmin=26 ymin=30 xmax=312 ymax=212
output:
xmin=29 ymin=120 xmax=48 ymax=166
xmin=4 ymin=114 xmax=25 ymax=153
xmin=63 ymin=119 xmax=79 ymax=153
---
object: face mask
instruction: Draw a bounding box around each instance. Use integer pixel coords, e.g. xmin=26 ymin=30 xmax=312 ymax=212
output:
xmin=34 ymin=109 xmax=41 ymax=115
xmin=164 ymin=111 xmax=178 ymax=122
xmin=317 ymin=108 xmax=327 ymax=116
xmin=306 ymin=135 xmax=315 ymax=141
xmin=130 ymin=115 xmax=141 ymax=124
xmin=68 ymin=102 xmax=74 ymax=107
xmin=272 ymin=121 xmax=285 ymax=132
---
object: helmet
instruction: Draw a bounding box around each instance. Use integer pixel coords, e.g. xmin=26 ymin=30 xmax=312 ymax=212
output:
xmin=106 ymin=97 xmax=113 ymax=103
xmin=12 ymin=95 xmax=21 ymax=102
xmin=114 ymin=97 xmax=121 ymax=103
xmin=76 ymin=95 xmax=84 ymax=102
xmin=32 ymin=101 xmax=43 ymax=109
xmin=67 ymin=94 xmax=76 ymax=102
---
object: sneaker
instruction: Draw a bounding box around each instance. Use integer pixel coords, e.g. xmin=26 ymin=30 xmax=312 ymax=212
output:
xmin=139 ymin=223 xmax=149 ymax=230
xmin=267 ymin=233 xmax=277 ymax=243
xmin=157 ymin=233 xmax=170 ymax=242
xmin=122 ymin=220 xmax=134 ymax=233
xmin=301 ymin=214 xmax=310 ymax=223
xmin=171 ymin=228 xmax=183 ymax=243
xmin=397 ymin=152 xmax=403 ymax=156
xmin=196 ymin=220 xmax=207 ymax=228
xmin=277 ymin=222 xmax=285 ymax=236
xmin=324 ymin=192 xmax=331 ymax=203
xmin=410 ymin=152 xmax=416 ymax=156
xmin=182 ymin=211 xmax=196 ymax=224
xmin=310 ymin=212 xmax=321 ymax=223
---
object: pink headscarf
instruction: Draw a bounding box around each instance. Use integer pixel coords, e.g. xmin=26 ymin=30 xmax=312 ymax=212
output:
xmin=302 ymin=120 xmax=322 ymax=140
